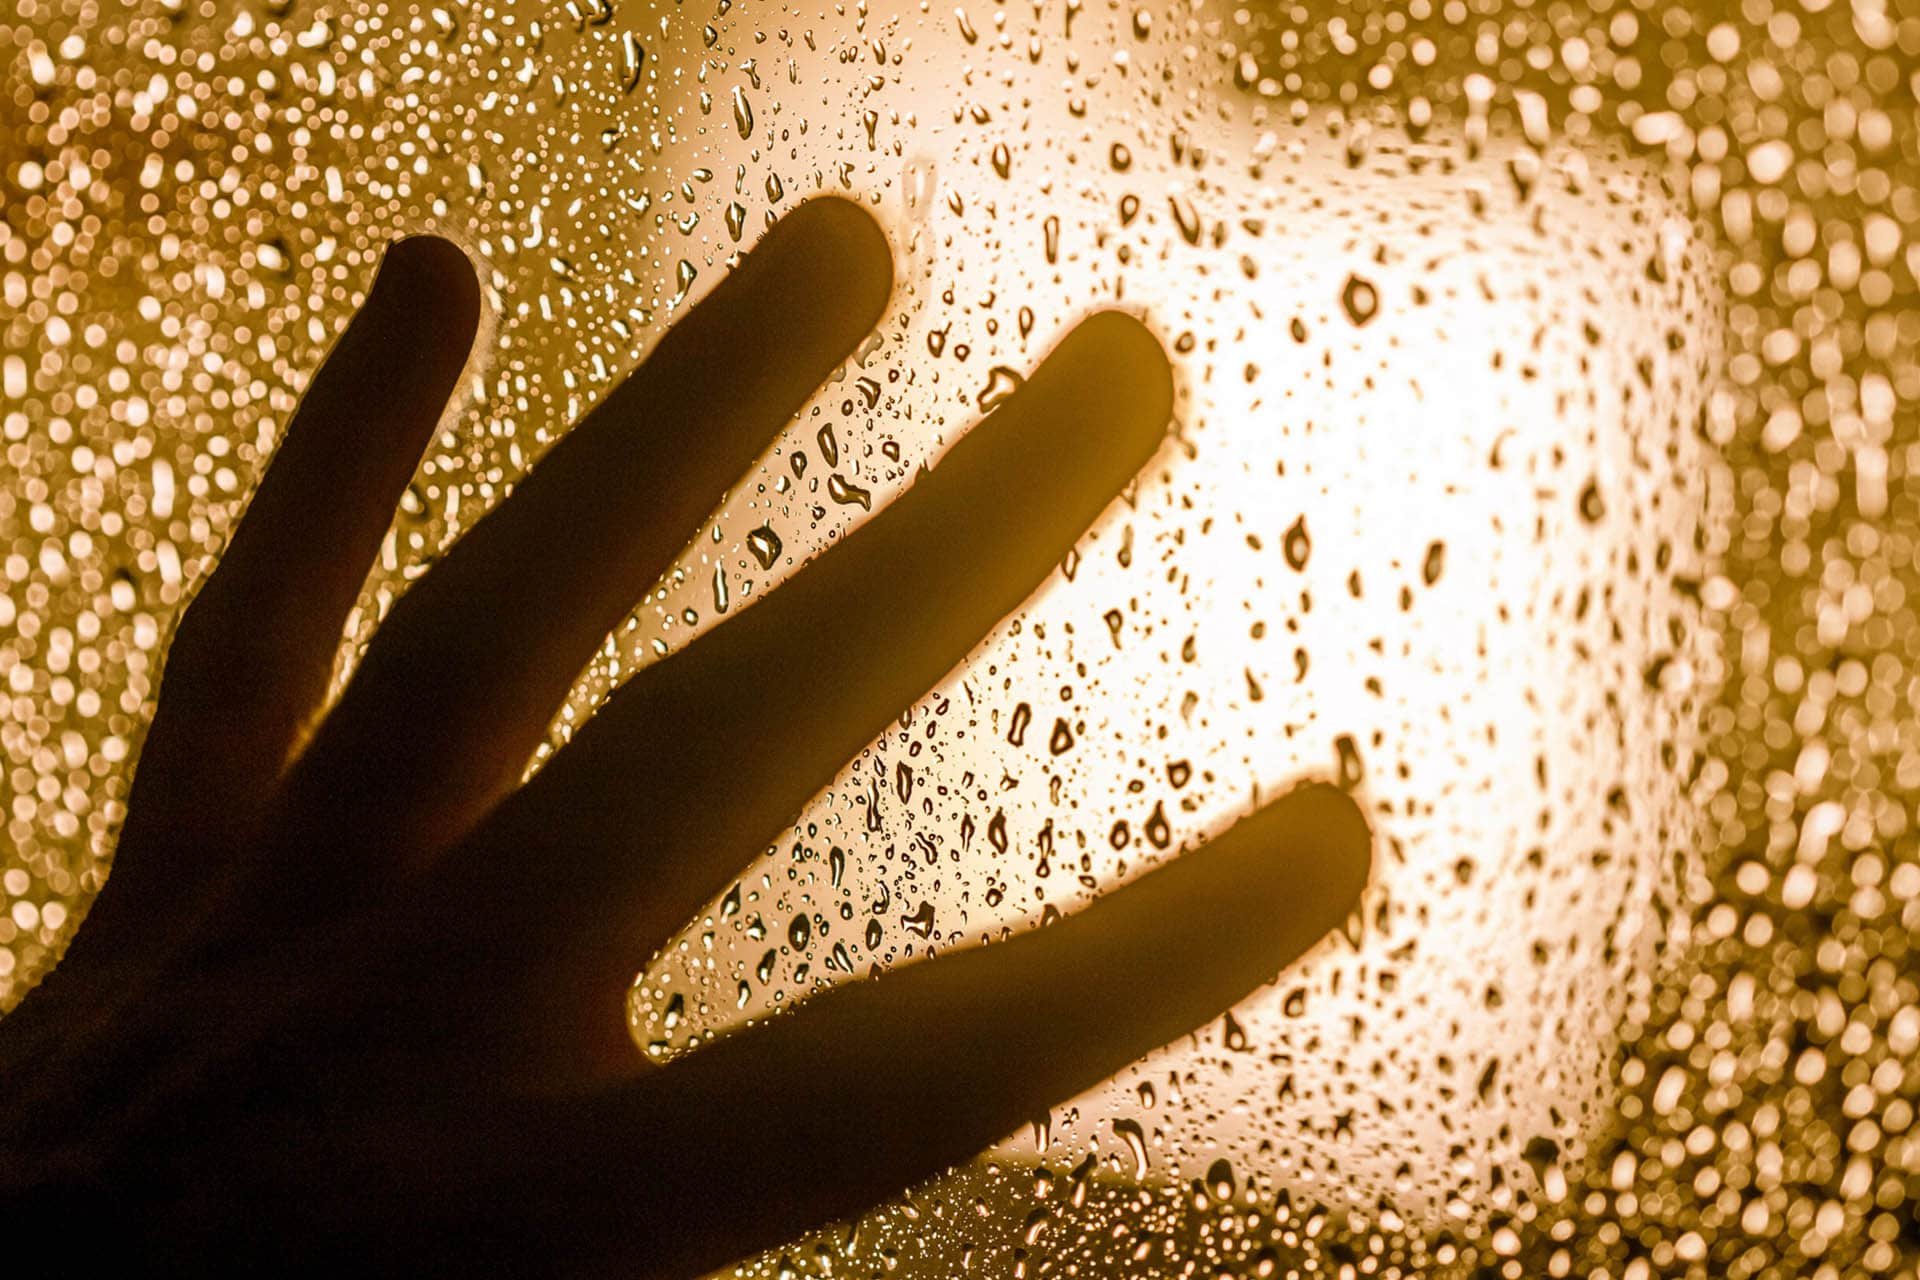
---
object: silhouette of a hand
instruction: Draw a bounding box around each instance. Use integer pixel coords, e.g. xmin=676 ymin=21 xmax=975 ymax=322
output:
xmin=0 ymin=199 xmax=1370 ymax=1276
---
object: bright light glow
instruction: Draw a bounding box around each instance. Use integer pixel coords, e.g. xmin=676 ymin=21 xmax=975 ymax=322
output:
xmin=634 ymin=0 xmax=1724 ymax=1222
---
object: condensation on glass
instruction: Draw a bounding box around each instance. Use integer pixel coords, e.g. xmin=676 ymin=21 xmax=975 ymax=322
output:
xmin=1 ymin=0 xmax=1915 ymax=1276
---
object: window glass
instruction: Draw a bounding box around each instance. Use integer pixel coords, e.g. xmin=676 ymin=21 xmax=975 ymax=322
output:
xmin=1 ymin=0 xmax=1913 ymax=1275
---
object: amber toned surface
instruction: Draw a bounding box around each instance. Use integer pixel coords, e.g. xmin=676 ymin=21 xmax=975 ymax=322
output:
xmin=3 ymin=0 xmax=1917 ymax=1275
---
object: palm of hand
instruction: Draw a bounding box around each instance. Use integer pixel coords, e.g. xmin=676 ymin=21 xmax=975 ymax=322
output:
xmin=0 ymin=199 xmax=1369 ymax=1276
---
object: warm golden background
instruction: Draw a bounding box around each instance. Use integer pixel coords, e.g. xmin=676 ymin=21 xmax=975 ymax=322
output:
xmin=2 ymin=0 xmax=1917 ymax=1275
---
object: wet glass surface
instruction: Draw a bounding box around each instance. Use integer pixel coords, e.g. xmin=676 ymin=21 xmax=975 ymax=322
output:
xmin=3 ymin=0 xmax=1917 ymax=1274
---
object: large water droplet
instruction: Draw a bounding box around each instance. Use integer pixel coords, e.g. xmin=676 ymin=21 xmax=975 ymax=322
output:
xmin=731 ymin=85 xmax=754 ymax=138
xmin=978 ymin=365 xmax=1024 ymax=411
xmin=746 ymin=524 xmax=782 ymax=569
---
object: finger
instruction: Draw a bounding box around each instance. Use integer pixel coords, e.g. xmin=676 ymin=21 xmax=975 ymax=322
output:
xmin=92 ymin=238 xmax=476 ymax=926
xmin=273 ymin=197 xmax=893 ymax=862
xmin=330 ymin=784 xmax=1372 ymax=1278
xmin=450 ymin=310 xmax=1173 ymax=1052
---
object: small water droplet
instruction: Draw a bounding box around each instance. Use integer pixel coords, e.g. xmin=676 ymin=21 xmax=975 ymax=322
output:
xmin=1113 ymin=1118 xmax=1150 ymax=1179
xmin=1168 ymin=193 xmax=1201 ymax=245
xmin=1335 ymin=734 xmax=1365 ymax=788
xmin=618 ymin=31 xmax=644 ymax=93
xmin=1145 ymin=801 xmax=1170 ymax=849
xmin=1206 ymin=1158 xmax=1236 ymax=1201
xmin=1283 ymin=515 xmax=1312 ymax=570
xmin=1579 ymin=477 xmax=1607 ymax=522
xmin=1340 ymin=273 xmax=1379 ymax=325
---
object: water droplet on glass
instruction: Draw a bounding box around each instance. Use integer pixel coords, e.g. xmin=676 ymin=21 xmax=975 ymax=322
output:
xmin=1340 ymin=273 xmax=1379 ymax=325
xmin=618 ymin=31 xmax=644 ymax=93
xmin=746 ymin=524 xmax=781 ymax=570
xmin=827 ymin=474 xmax=871 ymax=509
xmin=978 ymin=365 xmax=1024 ymax=411
xmin=1335 ymin=734 xmax=1365 ymax=788
xmin=1206 ymin=1158 xmax=1236 ymax=1201
xmin=1145 ymin=801 xmax=1171 ymax=849
xmin=1113 ymin=1118 xmax=1150 ymax=1179
xmin=1283 ymin=515 xmax=1312 ymax=570
xmin=1579 ymin=477 xmax=1607 ymax=522
xmin=1169 ymin=193 xmax=1201 ymax=245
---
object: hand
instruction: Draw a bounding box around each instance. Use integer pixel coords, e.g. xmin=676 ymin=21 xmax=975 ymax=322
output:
xmin=0 ymin=198 xmax=1371 ymax=1276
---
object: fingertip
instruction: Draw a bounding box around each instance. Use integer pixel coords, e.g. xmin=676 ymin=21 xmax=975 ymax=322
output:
xmin=1054 ymin=310 xmax=1174 ymax=455
xmin=778 ymin=196 xmax=895 ymax=332
xmin=1082 ymin=310 xmax=1175 ymax=412
xmin=1274 ymin=780 xmax=1374 ymax=913
xmin=372 ymin=234 xmax=483 ymax=340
